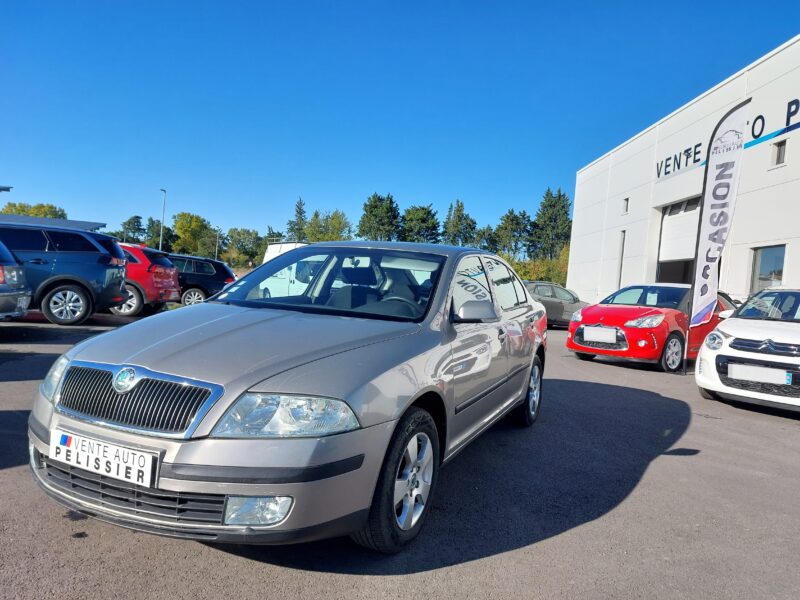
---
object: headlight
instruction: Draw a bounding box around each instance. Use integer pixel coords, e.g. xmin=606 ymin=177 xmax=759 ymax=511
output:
xmin=624 ymin=314 xmax=665 ymax=328
xmin=571 ymin=309 xmax=582 ymax=322
xmin=705 ymin=331 xmax=726 ymax=351
xmin=211 ymin=393 xmax=359 ymax=438
xmin=40 ymin=355 xmax=70 ymax=403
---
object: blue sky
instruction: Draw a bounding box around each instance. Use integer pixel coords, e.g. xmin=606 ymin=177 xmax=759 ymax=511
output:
xmin=2 ymin=1 xmax=798 ymax=234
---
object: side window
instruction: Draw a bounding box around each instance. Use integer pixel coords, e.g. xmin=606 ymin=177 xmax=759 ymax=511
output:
xmin=511 ymin=275 xmax=528 ymax=305
xmin=535 ymin=284 xmax=554 ymax=297
xmin=484 ymin=258 xmax=518 ymax=311
xmin=171 ymin=258 xmax=189 ymax=272
xmin=124 ymin=250 xmax=139 ymax=264
xmin=0 ymin=227 xmax=49 ymax=251
xmin=195 ymin=261 xmax=216 ymax=275
xmin=451 ymin=256 xmax=492 ymax=314
xmin=553 ymin=286 xmax=574 ymax=302
xmin=47 ymin=230 xmax=98 ymax=252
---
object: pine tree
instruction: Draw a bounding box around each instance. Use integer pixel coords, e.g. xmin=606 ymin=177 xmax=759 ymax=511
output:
xmin=441 ymin=200 xmax=477 ymax=246
xmin=529 ymin=188 xmax=572 ymax=260
xmin=286 ymin=197 xmax=308 ymax=242
xmin=399 ymin=204 xmax=440 ymax=243
xmin=357 ymin=193 xmax=400 ymax=241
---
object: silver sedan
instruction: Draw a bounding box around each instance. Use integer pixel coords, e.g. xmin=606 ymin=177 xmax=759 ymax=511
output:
xmin=29 ymin=242 xmax=547 ymax=553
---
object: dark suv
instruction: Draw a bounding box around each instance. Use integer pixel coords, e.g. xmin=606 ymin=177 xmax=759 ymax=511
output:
xmin=167 ymin=254 xmax=236 ymax=305
xmin=0 ymin=240 xmax=32 ymax=320
xmin=0 ymin=223 xmax=126 ymax=325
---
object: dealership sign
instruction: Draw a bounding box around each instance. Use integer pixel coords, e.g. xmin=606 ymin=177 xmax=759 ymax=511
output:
xmin=656 ymin=97 xmax=800 ymax=180
xmin=689 ymin=97 xmax=751 ymax=327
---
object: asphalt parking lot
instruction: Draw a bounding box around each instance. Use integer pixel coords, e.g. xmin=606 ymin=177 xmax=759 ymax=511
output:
xmin=1 ymin=316 xmax=798 ymax=599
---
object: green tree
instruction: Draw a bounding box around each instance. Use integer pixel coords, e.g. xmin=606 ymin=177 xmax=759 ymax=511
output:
xmin=144 ymin=217 xmax=176 ymax=251
xmin=494 ymin=209 xmax=531 ymax=260
xmin=1 ymin=202 xmax=67 ymax=219
xmin=172 ymin=212 xmax=215 ymax=255
xmin=286 ymin=197 xmax=308 ymax=242
xmin=227 ymin=228 xmax=262 ymax=263
xmin=442 ymin=199 xmax=477 ymax=246
xmin=399 ymin=204 xmax=439 ymax=243
xmin=357 ymin=193 xmax=400 ymax=241
xmin=305 ymin=210 xmax=353 ymax=242
xmin=474 ymin=225 xmax=498 ymax=252
xmin=117 ymin=215 xmax=146 ymax=243
xmin=529 ymin=188 xmax=572 ymax=260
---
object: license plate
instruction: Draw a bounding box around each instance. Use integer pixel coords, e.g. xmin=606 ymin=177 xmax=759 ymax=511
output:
xmin=728 ymin=364 xmax=791 ymax=386
xmin=583 ymin=327 xmax=617 ymax=343
xmin=48 ymin=429 xmax=157 ymax=487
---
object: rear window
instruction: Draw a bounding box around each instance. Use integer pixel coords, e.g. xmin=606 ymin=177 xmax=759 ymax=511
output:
xmin=0 ymin=241 xmax=16 ymax=262
xmin=95 ymin=238 xmax=126 ymax=259
xmin=143 ymin=250 xmax=173 ymax=267
xmin=47 ymin=230 xmax=99 ymax=252
xmin=0 ymin=227 xmax=50 ymax=252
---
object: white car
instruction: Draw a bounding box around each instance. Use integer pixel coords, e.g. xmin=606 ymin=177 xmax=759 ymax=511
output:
xmin=696 ymin=288 xmax=800 ymax=412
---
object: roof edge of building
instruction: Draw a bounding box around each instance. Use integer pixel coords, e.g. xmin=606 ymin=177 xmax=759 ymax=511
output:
xmin=576 ymin=33 xmax=800 ymax=175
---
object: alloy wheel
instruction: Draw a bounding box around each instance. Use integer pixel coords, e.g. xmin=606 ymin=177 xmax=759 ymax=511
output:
xmin=394 ymin=432 xmax=434 ymax=531
xmin=50 ymin=290 xmax=84 ymax=321
xmin=665 ymin=338 xmax=682 ymax=370
xmin=184 ymin=290 xmax=205 ymax=305
xmin=117 ymin=292 xmax=139 ymax=314
xmin=528 ymin=364 xmax=541 ymax=414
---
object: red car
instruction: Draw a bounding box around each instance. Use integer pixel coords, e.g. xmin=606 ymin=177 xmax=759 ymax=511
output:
xmin=566 ymin=283 xmax=736 ymax=372
xmin=111 ymin=243 xmax=181 ymax=317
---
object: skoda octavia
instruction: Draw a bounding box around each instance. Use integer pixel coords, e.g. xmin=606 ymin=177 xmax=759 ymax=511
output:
xmin=29 ymin=242 xmax=546 ymax=553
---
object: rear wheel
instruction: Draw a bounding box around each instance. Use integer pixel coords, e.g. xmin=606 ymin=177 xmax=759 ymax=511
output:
xmin=110 ymin=284 xmax=143 ymax=317
xmin=660 ymin=333 xmax=684 ymax=373
xmin=182 ymin=288 xmax=206 ymax=305
xmin=575 ymin=352 xmax=595 ymax=361
xmin=514 ymin=355 xmax=543 ymax=426
xmin=41 ymin=284 xmax=91 ymax=326
xmin=351 ymin=407 xmax=439 ymax=554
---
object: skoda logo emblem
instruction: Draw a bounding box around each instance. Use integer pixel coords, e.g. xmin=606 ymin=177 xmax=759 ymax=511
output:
xmin=113 ymin=367 xmax=137 ymax=393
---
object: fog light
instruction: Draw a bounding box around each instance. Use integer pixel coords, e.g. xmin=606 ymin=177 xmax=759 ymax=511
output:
xmin=637 ymin=340 xmax=647 ymax=347
xmin=224 ymin=496 xmax=293 ymax=526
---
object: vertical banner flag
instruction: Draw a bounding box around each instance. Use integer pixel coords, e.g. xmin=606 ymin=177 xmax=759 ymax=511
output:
xmin=689 ymin=97 xmax=752 ymax=327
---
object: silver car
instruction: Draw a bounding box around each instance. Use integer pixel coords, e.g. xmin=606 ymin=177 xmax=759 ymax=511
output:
xmin=29 ymin=242 xmax=547 ymax=553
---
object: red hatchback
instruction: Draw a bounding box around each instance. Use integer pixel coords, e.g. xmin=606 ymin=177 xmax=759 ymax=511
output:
xmin=112 ymin=243 xmax=181 ymax=317
xmin=566 ymin=283 xmax=736 ymax=372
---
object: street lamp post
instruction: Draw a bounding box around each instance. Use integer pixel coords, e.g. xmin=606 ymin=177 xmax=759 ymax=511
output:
xmin=159 ymin=188 xmax=167 ymax=250
xmin=215 ymin=228 xmax=220 ymax=260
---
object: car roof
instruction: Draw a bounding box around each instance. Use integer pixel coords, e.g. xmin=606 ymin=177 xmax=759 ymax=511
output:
xmin=623 ymin=283 xmax=691 ymax=289
xmin=167 ymin=252 xmax=226 ymax=264
xmin=300 ymin=240 xmax=484 ymax=259
xmin=0 ymin=221 xmax=115 ymax=239
xmin=120 ymin=243 xmax=166 ymax=254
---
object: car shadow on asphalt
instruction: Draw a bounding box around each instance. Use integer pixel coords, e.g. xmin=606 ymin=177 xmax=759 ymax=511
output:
xmin=0 ymin=409 xmax=32 ymax=470
xmin=0 ymin=351 xmax=62 ymax=383
xmin=215 ymin=378 xmax=694 ymax=574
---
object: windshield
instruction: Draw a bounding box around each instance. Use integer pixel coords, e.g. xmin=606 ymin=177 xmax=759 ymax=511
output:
xmin=601 ymin=286 xmax=688 ymax=309
xmin=213 ymin=247 xmax=446 ymax=322
xmin=735 ymin=289 xmax=800 ymax=322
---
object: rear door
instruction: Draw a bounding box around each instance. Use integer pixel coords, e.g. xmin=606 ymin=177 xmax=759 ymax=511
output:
xmin=0 ymin=227 xmax=54 ymax=292
xmin=553 ymin=285 xmax=578 ymax=324
xmin=534 ymin=284 xmax=562 ymax=325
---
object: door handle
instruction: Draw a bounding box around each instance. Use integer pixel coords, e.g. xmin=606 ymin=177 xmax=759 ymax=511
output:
xmin=27 ymin=258 xmax=48 ymax=265
xmin=497 ymin=328 xmax=506 ymax=340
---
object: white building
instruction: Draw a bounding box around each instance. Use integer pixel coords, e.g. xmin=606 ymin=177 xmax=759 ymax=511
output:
xmin=567 ymin=34 xmax=800 ymax=304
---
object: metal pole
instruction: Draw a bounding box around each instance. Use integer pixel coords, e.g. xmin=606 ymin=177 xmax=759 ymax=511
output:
xmin=215 ymin=229 xmax=220 ymax=260
xmin=159 ymin=188 xmax=167 ymax=250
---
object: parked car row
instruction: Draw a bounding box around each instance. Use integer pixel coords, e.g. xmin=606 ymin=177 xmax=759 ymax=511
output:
xmin=0 ymin=220 xmax=236 ymax=324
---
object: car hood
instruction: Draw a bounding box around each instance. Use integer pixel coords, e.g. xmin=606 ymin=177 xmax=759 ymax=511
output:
xmin=718 ymin=317 xmax=800 ymax=343
xmin=69 ymin=303 xmax=420 ymax=390
xmin=580 ymin=304 xmax=671 ymax=327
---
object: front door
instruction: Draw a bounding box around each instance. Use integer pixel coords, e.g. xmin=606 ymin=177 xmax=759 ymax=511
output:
xmin=448 ymin=255 xmax=510 ymax=452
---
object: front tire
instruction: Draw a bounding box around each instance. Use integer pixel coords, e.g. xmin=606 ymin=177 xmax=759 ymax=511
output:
xmin=110 ymin=284 xmax=143 ymax=317
xmin=514 ymin=355 xmax=543 ymax=426
xmin=660 ymin=333 xmax=684 ymax=373
xmin=41 ymin=284 xmax=92 ymax=326
xmin=182 ymin=288 xmax=206 ymax=305
xmin=351 ymin=407 xmax=439 ymax=554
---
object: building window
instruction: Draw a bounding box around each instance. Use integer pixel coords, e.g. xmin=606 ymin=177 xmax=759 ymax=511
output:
xmin=751 ymin=245 xmax=785 ymax=293
xmin=622 ymin=198 xmax=629 ymax=214
xmin=773 ymin=140 xmax=787 ymax=166
xmin=684 ymin=197 xmax=700 ymax=211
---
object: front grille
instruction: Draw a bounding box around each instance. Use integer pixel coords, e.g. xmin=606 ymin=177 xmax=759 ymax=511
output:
xmin=42 ymin=457 xmax=226 ymax=525
xmin=58 ymin=366 xmax=211 ymax=434
xmin=730 ymin=337 xmax=800 ymax=357
xmin=718 ymin=375 xmax=800 ymax=398
xmin=574 ymin=326 xmax=628 ymax=350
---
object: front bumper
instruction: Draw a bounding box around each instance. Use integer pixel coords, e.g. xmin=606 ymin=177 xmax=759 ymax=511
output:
xmin=0 ymin=289 xmax=31 ymax=319
xmin=695 ymin=345 xmax=800 ymax=411
xmin=566 ymin=324 xmax=664 ymax=361
xmin=28 ymin=411 xmax=391 ymax=544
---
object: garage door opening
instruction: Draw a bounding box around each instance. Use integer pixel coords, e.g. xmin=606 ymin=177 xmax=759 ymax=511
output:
xmin=657 ymin=260 xmax=694 ymax=284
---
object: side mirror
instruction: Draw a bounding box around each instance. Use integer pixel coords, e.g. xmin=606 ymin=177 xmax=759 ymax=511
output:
xmin=452 ymin=300 xmax=499 ymax=324
xmin=718 ymin=309 xmax=734 ymax=320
